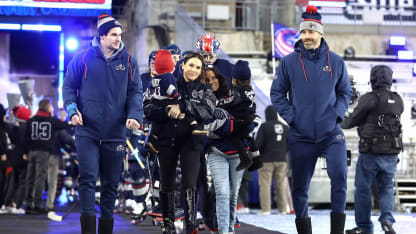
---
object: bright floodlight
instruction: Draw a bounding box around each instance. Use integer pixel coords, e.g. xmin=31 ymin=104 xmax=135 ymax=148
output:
xmin=397 ymin=50 xmax=413 ymax=60
xmin=389 ymin=36 xmax=406 ymax=46
xmin=66 ymin=37 xmax=78 ymax=51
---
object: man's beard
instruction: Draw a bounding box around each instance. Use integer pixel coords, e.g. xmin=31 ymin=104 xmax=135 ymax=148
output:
xmin=303 ymin=40 xmax=317 ymax=49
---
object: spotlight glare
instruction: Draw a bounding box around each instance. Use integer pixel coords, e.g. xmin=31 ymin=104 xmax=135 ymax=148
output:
xmin=66 ymin=37 xmax=79 ymax=51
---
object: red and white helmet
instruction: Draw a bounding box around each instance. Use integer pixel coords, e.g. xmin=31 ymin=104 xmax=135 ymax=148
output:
xmin=196 ymin=33 xmax=220 ymax=54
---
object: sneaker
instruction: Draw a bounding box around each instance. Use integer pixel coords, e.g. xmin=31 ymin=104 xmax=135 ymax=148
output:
xmin=381 ymin=222 xmax=396 ymax=234
xmin=236 ymin=203 xmax=244 ymax=210
xmin=15 ymin=208 xmax=25 ymax=215
xmin=236 ymin=207 xmax=249 ymax=214
xmin=258 ymin=210 xmax=271 ymax=215
xmin=7 ymin=206 xmax=20 ymax=214
xmin=0 ymin=205 xmax=8 ymax=214
xmin=47 ymin=210 xmax=62 ymax=221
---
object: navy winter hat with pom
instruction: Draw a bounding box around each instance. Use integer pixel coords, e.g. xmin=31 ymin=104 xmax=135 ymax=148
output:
xmin=232 ymin=60 xmax=251 ymax=81
xmin=97 ymin=13 xmax=122 ymax=36
xmin=299 ymin=5 xmax=324 ymax=35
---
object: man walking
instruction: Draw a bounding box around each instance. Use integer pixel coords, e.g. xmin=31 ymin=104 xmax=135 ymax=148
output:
xmin=270 ymin=5 xmax=352 ymax=234
xmin=63 ymin=13 xmax=143 ymax=234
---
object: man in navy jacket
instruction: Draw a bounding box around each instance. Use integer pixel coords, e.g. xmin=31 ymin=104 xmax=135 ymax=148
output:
xmin=63 ymin=13 xmax=143 ymax=234
xmin=270 ymin=6 xmax=352 ymax=234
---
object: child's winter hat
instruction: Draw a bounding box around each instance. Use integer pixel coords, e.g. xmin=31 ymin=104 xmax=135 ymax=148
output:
xmin=232 ymin=60 xmax=251 ymax=81
xmin=12 ymin=105 xmax=31 ymax=121
xmin=148 ymin=50 xmax=157 ymax=67
xmin=299 ymin=5 xmax=323 ymax=35
xmin=155 ymin=50 xmax=175 ymax=75
xmin=97 ymin=13 xmax=122 ymax=36
xmin=163 ymin=44 xmax=181 ymax=56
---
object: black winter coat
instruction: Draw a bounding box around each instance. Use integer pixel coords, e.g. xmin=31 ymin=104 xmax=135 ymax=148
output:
xmin=144 ymin=76 xmax=215 ymax=147
xmin=255 ymin=106 xmax=289 ymax=162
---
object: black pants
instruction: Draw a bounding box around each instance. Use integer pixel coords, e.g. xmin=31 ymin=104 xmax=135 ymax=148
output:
xmin=14 ymin=166 xmax=27 ymax=208
xmin=158 ymin=137 xmax=200 ymax=192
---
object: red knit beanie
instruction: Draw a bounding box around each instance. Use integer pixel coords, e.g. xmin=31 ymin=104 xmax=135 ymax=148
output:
xmin=155 ymin=50 xmax=174 ymax=75
xmin=12 ymin=105 xmax=31 ymax=121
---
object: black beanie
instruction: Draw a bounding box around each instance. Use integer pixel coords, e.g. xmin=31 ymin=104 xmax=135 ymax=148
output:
xmin=97 ymin=13 xmax=122 ymax=36
xmin=232 ymin=60 xmax=251 ymax=81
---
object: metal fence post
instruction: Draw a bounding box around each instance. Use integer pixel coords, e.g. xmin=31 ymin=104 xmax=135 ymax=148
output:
xmin=202 ymin=0 xmax=206 ymax=30
xmin=256 ymin=0 xmax=260 ymax=31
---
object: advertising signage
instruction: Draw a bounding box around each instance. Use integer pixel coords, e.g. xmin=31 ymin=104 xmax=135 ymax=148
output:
xmin=297 ymin=0 xmax=416 ymax=24
xmin=0 ymin=0 xmax=112 ymax=17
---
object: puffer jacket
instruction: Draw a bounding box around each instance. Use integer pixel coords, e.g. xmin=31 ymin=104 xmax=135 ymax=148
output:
xmin=63 ymin=38 xmax=143 ymax=142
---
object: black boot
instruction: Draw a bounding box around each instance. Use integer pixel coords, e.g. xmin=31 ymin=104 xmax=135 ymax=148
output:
xmin=345 ymin=227 xmax=370 ymax=234
xmin=381 ymin=222 xmax=396 ymax=234
xmin=80 ymin=214 xmax=96 ymax=234
xmin=160 ymin=191 xmax=176 ymax=234
xmin=98 ymin=217 xmax=114 ymax=234
xmin=236 ymin=151 xmax=253 ymax=171
xmin=295 ymin=217 xmax=312 ymax=234
xmin=183 ymin=188 xmax=197 ymax=234
xmin=247 ymin=156 xmax=263 ymax=172
xmin=331 ymin=212 xmax=346 ymax=234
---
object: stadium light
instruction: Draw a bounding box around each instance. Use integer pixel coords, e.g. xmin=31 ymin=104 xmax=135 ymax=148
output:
xmin=66 ymin=37 xmax=79 ymax=51
xmin=21 ymin=24 xmax=62 ymax=32
xmin=397 ymin=50 xmax=413 ymax=60
xmin=0 ymin=23 xmax=20 ymax=30
xmin=389 ymin=36 xmax=406 ymax=46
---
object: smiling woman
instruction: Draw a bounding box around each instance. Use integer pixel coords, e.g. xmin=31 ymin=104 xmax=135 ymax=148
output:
xmin=142 ymin=51 xmax=216 ymax=233
xmin=182 ymin=52 xmax=204 ymax=82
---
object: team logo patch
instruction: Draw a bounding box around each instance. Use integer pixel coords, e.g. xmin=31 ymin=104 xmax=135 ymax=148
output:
xmin=116 ymin=144 xmax=125 ymax=152
xmin=116 ymin=64 xmax=126 ymax=71
xmin=336 ymin=134 xmax=345 ymax=140
xmin=323 ymin=66 xmax=330 ymax=72
xmin=309 ymin=23 xmax=315 ymax=29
